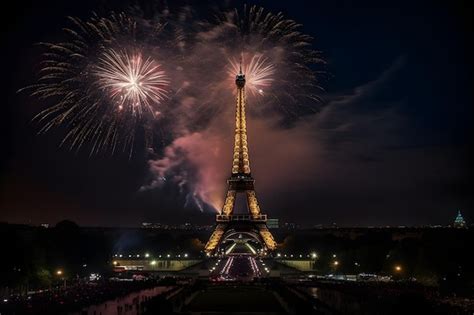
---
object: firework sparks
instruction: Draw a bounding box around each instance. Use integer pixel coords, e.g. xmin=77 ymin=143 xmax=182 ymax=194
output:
xmin=94 ymin=49 xmax=169 ymax=117
xmin=228 ymin=54 xmax=275 ymax=96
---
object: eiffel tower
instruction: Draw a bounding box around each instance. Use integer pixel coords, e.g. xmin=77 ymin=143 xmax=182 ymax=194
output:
xmin=204 ymin=65 xmax=277 ymax=255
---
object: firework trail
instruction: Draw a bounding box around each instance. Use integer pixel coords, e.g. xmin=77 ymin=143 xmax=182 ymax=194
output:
xmin=20 ymin=13 xmax=171 ymax=156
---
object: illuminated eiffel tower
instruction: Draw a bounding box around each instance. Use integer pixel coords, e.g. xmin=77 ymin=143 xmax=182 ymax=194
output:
xmin=204 ymin=65 xmax=277 ymax=255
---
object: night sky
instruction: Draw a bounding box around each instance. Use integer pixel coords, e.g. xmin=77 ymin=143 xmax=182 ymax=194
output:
xmin=1 ymin=0 xmax=472 ymax=227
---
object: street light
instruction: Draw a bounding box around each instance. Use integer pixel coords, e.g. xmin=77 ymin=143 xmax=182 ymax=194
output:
xmin=56 ymin=269 xmax=63 ymax=276
xmin=311 ymin=252 xmax=318 ymax=259
xmin=395 ymin=265 xmax=402 ymax=272
xmin=333 ymin=260 xmax=339 ymax=266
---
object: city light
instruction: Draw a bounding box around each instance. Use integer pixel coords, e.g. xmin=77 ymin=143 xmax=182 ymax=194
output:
xmin=333 ymin=261 xmax=339 ymax=266
xmin=112 ymin=261 xmax=118 ymax=266
xmin=56 ymin=269 xmax=63 ymax=276
xmin=184 ymin=253 xmax=188 ymax=258
xmin=89 ymin=273 xmax=100 ymax=281
xmin=395 ymin=265 xmax=402 ymax=272
xmin=150 ymin=260 xmax=157 ymax=265
xmin=311 ymin=252 xmax=318 ymax=259
xmin=145 ymin=253 xmax=150 ymax=258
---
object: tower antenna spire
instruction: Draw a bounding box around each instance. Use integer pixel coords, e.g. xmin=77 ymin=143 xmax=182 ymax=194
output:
xmin=239 ymin=55 xmax=243 ymax=74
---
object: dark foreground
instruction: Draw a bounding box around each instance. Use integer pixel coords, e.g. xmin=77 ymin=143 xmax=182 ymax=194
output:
xmin=2 ymin=277 xmax=473 ymax=315
xmin=1 ymin=223 xmax=473 ymax=314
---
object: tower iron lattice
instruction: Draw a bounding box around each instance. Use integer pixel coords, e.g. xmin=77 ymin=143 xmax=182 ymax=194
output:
xmin=204 ymin=67 xmax=277 ymax=255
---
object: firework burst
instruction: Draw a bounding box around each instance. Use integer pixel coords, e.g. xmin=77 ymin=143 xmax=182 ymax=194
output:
xmin=94 ymin=49 xmax=169 ymax=116
xmin=228 ymin=54 xmax=275 ymax=96
xmin=207 ymin=4 xmax=326 ymax=118
xmin=20 ymin=13 xmax=171 ymax=156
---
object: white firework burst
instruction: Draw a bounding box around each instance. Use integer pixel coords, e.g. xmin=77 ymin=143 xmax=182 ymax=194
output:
xmin=94 ymin=48 xmax=169 ymax=117
xmin=228 ymin=54 xmax=275 ymax=96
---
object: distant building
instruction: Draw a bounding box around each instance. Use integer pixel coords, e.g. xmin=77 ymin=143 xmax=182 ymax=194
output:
xmin=453 ymin=210 xmax=467 ymax=228
xmin=283 ymin=222 xmax=299 ymax=229
xmin=267 ymin=218 xmax=279 ymax=229
xmin=141 ymin=222 xmax=213 ymax=230
xmin=141 ymin=222 xmax=164 ymax=229
xmin=40 ymin=223 xmax=49 ymax=228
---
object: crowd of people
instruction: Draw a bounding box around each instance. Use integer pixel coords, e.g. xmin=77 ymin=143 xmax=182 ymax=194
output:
xmin=0 ymin=279 xmax=162 ymax=315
